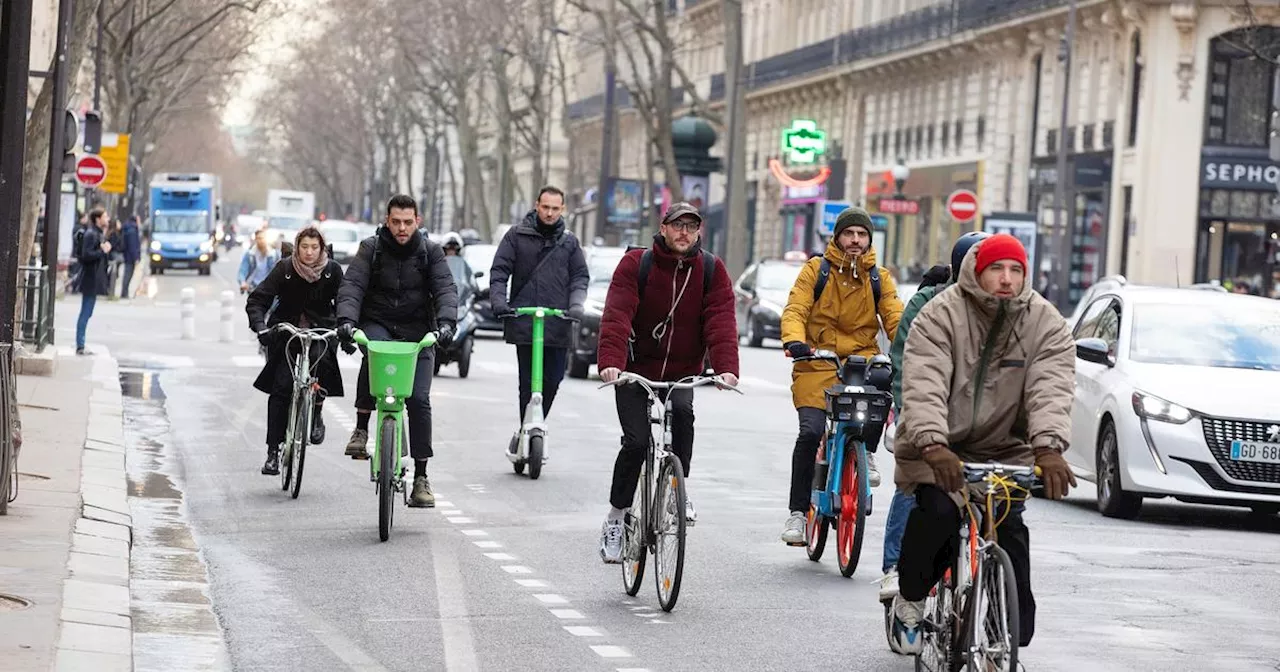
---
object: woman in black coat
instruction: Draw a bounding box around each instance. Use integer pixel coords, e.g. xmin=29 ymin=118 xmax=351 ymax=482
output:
xmin=245 ymin=226 xmax=347 ymax=476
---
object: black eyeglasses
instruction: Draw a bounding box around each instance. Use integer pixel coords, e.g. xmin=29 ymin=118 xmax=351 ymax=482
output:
xmin=665 ymin=219 xmax=701 ymax=232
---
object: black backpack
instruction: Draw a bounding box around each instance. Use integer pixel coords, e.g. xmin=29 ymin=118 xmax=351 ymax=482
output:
xmin=73 ymin=227 xmax=88 ymax=262
xmin=631 ymin=246 xmax=717 ymax=303
xmin=812 ymin=257 xmax=881 ymax=310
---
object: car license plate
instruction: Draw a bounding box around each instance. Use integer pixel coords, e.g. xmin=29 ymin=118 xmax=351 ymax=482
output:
xmin=171 ymin=261 xmax=189 ymax=269
xmin=1230 ymin=440 xmax=1280 ymax=464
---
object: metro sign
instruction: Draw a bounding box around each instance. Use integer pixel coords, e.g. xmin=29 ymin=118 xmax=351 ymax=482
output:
xmin=782 ymin=119 xmax=827 ymax=164
xmin=878 ymin=198 xmax=919 ymax=215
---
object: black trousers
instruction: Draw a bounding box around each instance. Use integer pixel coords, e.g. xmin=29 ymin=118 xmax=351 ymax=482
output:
xmin=897 ymin=484 xmax=1037 ymax=647
xmin=517 ymin=345 xmax=567 ymax=422
xmin=266 ymin=343 xmax=325 ymax=447
xmin=608 ymin=383 xmax=694 ymax=510
xmin=789 ymin=407 xmax=881 ymax=513
xmin=354 ymin=323 xmax=436 ymax=459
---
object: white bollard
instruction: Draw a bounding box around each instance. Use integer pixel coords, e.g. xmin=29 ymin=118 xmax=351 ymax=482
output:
xmin=180 ymin=287 xmax=196 ymax=340
xmin=219 ymin=290 xmax=235 ymax=342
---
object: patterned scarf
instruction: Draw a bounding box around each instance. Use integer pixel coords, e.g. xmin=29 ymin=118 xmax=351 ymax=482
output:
xmin=292 ymin=248 xmax=329 ymax=284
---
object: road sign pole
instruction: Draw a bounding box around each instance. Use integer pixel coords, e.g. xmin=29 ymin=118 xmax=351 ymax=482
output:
xmin=41 ymin=0 xmax=75 ymax=347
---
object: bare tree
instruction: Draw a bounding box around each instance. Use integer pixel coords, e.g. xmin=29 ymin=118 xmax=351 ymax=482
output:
xmin=566 ymin=0 xmax=721 ymax=204
xmin=399 ymin=0 xmax=514 ymax=239
xmin=1224 ymin=2 xmax=1280 ymax=63
xmin=99 ymin=0 xmax=273 ymax=172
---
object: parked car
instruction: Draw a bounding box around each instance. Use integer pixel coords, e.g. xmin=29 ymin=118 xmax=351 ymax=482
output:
xmin=320 ymin=222 xmax=362 ymax=264
xmin=569 ymin=246 xmax=627 ymax=379
xmin=463 ymin=243 xmax=502 ymax=332
xmin=1066 ymin=278 xmax=1280 ymax=519
xmin=734 ymin=253 xmax=809 ymax=347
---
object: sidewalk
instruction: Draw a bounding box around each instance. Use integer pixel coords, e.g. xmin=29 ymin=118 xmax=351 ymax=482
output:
xmin=0 ymin=348 xmax=132 ymax=671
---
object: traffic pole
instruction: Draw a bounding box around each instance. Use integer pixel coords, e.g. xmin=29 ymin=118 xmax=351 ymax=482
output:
xmin=180 ymin=287 xmax=196 ymax=340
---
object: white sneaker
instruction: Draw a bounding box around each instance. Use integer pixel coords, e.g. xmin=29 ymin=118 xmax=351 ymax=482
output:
xmin=877 ymin=568 xmax=900 ymax=602
xmin=781 ymin=511 xmax=806 ymax=545
xmin=889 ymin=594 xmax=924 ymax=654
xmin=684 ymin=497 xmax=697 ymax=526
xmin=599 ymin=519 xmax=624 ymax=564
xmin=866 ymin=452 xmax=882 ymax=487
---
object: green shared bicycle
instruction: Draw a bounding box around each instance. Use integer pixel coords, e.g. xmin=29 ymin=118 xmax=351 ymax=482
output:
xmin=351 ymin=328 xmax=438 ymax=542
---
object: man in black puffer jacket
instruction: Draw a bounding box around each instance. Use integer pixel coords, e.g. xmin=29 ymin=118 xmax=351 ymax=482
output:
xmin=337 ymin=194 xmax=458 ymax=508
xmin=489 ymin=185 xmax=589 ymax=456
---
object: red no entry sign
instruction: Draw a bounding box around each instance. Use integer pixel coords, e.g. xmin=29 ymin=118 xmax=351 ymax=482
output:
xmin=946 ymin=189 xmax=979 ymax=222
xmin=75 ymin=154 xmax=108 ymax=188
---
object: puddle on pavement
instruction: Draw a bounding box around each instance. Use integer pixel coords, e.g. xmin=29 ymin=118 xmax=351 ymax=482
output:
xmin=119 ymin=368 xmax=231 ymax=670
xmin=120 ymin=369 xmax=167 ymax=400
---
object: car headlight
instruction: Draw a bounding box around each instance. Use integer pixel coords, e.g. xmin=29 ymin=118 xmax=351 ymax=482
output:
xmin=199 ymin=240 xmax=213 ymax=251
xmin=150 ymin=240 xmax=161 ymax=251
xmin=1131 ymin=391 xmax=1193 ymax=424
xmin=757 ymin=300 xmax=783 ymax=318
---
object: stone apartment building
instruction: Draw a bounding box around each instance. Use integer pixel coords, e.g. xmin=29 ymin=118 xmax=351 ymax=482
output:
xmin=565 ymin=0 xmax=1280 ymax=298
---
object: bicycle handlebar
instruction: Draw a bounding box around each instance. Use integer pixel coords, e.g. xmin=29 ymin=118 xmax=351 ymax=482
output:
xmin=961 ymin=461 xmax=1042 ymax=484
xmin=501 ymin=307 xmax=579 ymax=323
xmin=351 ymin=328 xmax=438 ymax=349
xmin=787 ymin=348 xmax=841 ymax=365
xmin=597 ymin=371 xmax=743 ymax=395
xmin=267 ymin=323 xmax=338 ymax=340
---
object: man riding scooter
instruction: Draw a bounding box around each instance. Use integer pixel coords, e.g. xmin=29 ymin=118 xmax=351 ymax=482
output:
xmin=436 ymin=232 xmax=479 ymax=378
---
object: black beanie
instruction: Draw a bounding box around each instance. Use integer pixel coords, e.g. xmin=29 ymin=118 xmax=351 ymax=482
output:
xmin=834 ymin=207 xmax=874 ymax=238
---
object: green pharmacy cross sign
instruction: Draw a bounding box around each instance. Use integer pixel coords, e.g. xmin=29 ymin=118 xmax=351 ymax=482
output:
xmin=782 ymin=119 xmax=827 ymax=164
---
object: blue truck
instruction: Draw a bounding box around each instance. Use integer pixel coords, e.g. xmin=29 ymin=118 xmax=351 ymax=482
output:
xmin=148 ymin=173 xmax=222 ymax=275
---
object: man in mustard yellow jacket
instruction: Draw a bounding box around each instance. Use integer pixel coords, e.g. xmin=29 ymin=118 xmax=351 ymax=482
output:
xmin=778 ymin=207 xmax=904 ymax=545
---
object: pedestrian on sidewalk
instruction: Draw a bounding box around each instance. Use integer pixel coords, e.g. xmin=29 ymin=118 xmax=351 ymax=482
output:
xmin=120 ymin=215 xmax=141 ymax=299
xmin=75 ymin=208 xmax=112 ymax=355
xmin=105 ymin=218 xmax=124 ymax=301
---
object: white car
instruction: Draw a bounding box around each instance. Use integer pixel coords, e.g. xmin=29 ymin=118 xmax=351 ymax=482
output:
xmin=320 ymin=222 xmax=362 ymax=264
xmin=1067 ymin=281 xmax=1280 ymax=518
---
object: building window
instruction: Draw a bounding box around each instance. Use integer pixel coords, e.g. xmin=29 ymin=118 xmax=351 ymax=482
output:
xmin=905 ymin=127 xmax=913 ymax=154
xmin=1206 ymin=28 xmax=1280 ymax=148
xmin=1225 ymin=57 xmax=1271 ymax=146
xmin=1046 ymin=128 xmax=1057 ymax=155
xmin=915 ymin=126 xmax=924 ymax=158
xmin=941 ymin=123 xmax=950 ymax=151
xmin=1082 ymin=123 xmax=1094 ymax=152
xmin=976 ymin=116 xmax=986 ymax=151
xmin=955 ymin=119 xmax=964 ymax=149
xmin=882 ymin=131 xmax=890 ymax=158
xmin=1127 ymin=33 xmax=1142 ymax=147
xmin=1065 ymin=126 xmax=1076 ymax=153
xmin=894 ymin=129 xmax=902 ymax=156
xmin=928 ymin=124 xmax=935 ymax=153
xmin=871 ymin=133 xmax=879 ymax=158
xmin=1102 ymin=120 xmax=1114 ymax=149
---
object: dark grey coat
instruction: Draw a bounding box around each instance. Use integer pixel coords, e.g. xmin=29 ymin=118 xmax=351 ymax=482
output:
xmin=488 ymin=212 xmax=589 ymax=348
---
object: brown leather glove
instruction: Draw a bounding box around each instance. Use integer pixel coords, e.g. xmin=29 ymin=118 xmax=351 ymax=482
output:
xmin=1034 ymin=448 xmax=1077 ymax=500
xmin=922 ymin=445 xmax=965 ymax=493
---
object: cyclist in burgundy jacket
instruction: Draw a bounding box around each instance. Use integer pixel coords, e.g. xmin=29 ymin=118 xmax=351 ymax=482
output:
xmin=594 ymin=201 xmax=740 ymax=563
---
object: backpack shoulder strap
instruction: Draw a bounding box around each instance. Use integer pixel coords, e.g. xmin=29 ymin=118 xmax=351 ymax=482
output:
xmin=636 ymin=249 xmax=654 ymax=303
xmin=700 ymin=250 xmax=716 ymax=296
xmin=369 ymin=235 xmax=382 ymax=279
xmin=811 ymin=258 xmax=831 ymax=304
xmin=870 ymin=265 xmax=882 ymax=311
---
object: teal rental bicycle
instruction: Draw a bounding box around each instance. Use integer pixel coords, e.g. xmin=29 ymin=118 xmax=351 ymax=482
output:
xmin=504 ymin=306 xmax=574 ymax=480
xmin=351 ymin=328 xmax=438 ymax=541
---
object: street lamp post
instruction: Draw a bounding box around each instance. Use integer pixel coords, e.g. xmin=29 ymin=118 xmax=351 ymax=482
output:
xmin=890 ymin=159 xmax=911 ymax=269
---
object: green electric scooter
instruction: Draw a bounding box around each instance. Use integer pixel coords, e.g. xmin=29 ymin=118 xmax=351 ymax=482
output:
xmin=504 ymin=306 xmax=573 ymax=480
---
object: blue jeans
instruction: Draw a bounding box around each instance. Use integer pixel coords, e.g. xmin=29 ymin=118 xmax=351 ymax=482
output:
xmin=76 ymin=292 xmax=98 ymax=350
xmin=882 ymin=488 xmax=916 ymax=573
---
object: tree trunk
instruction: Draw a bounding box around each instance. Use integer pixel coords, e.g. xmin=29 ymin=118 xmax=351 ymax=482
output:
xmin=493 ymin=58 xmax=515 ymax=227
xmin=454 ymin=93 xmax=492 ymax=239
xmin=721 ymin=0 xmax=749 ymax=277
xmin=18 ymin=0 xmax=102 ymax=275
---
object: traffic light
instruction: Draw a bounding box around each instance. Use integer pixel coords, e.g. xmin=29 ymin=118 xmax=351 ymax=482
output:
xmin=82 ymin=110 xmax=102 ymax=154
xmin=59 ymin=109 xmax=78 ymax=173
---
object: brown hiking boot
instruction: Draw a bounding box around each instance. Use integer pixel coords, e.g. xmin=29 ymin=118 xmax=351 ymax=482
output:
xmin=345 ymin=429 xmax=369 ymax=460
xmin=409 ymin=475 xmax=435 ymax=508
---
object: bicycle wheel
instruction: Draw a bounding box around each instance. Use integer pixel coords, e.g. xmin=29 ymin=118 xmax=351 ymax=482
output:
xmin=964 ymin=545 xmax=1019 ymax=671
xmin=281 ymin=392 xmax=299 ymax=492
xmin=622 ymin=466 xmax=647 ymax=596
xmin=836 ymin=439 xmax=869 ymax=577
xmin=528 ymin=435 xmax=544 ymax=480
xmin=290 ymin=390 xmax=311 ymax=500
xmin=914 ymin=570 xmax=958 ymax=672
xmin=378 ymin=415 xmax=397 ymax=542
xmin=653 ymin=455 xmax=687 ymax=612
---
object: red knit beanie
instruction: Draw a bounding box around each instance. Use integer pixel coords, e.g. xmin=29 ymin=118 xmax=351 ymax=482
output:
xmin=974 ymin=233 xmax=1028 ymax=275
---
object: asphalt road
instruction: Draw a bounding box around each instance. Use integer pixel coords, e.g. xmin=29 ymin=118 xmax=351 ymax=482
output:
xmin=65 ymin=248 xmax=1280 ymax=672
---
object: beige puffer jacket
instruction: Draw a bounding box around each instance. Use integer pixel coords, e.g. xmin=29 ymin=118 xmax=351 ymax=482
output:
xmin=894 ymin=244 xmax=1075 ymax=491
